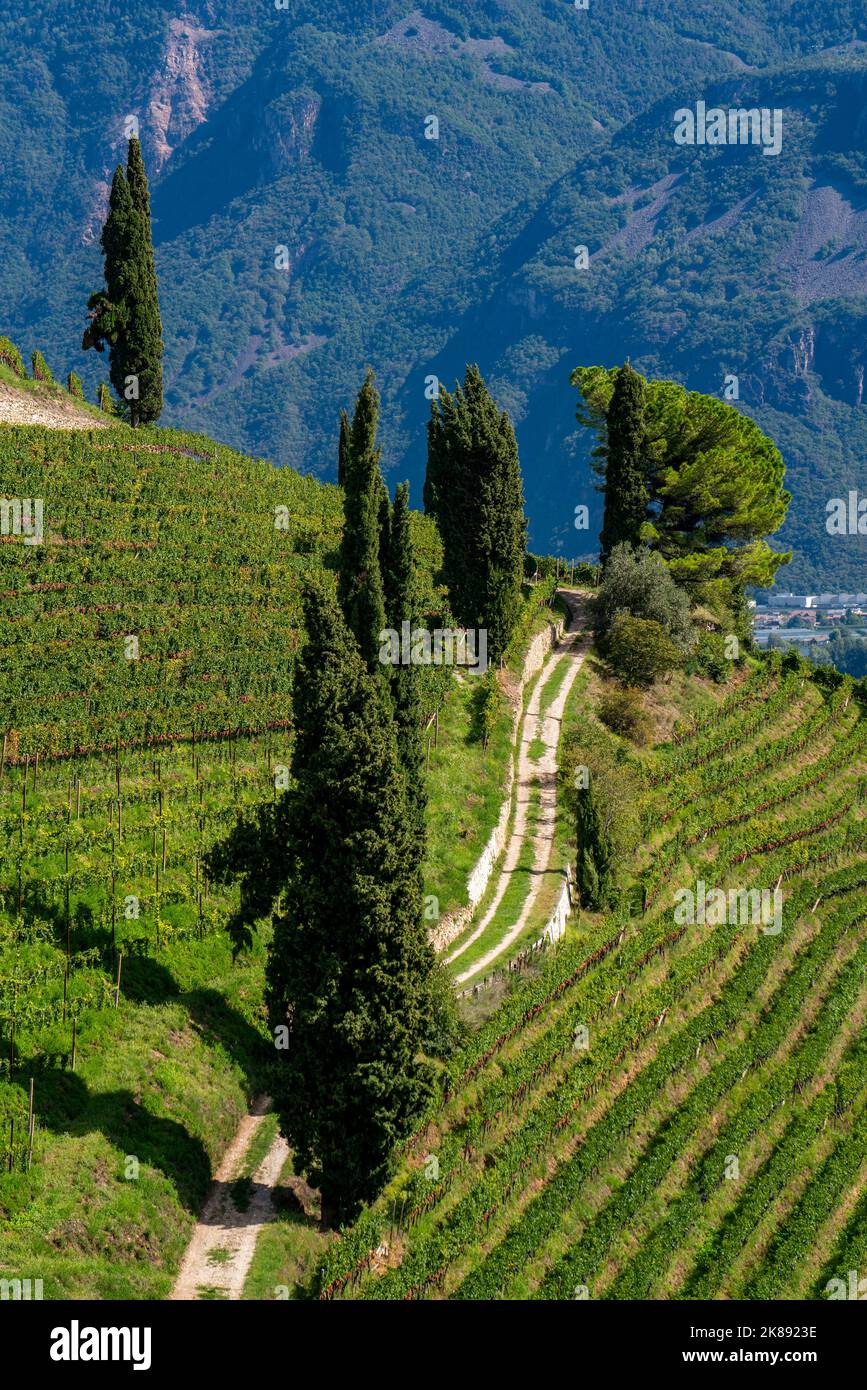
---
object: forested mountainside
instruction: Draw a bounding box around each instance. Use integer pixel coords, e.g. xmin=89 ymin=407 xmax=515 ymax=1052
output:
xmin=2 ymin=1 xmax=867 ymax=582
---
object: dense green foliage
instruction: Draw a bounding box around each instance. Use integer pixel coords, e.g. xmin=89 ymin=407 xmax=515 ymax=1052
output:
xmin=574 ymin=780 xmax=613 ymax=910
xmin=607 ymin=613 xmax=680 ymax=687
xmin=577 ymin=366 xmax=791 ymax=597
xmin=593 ymin=544 xmax=695 ymax=650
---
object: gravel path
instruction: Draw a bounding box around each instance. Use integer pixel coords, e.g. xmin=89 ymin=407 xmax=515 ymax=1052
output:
xmin=171 ymin=1096 xmax=290 ymax=1301
xmin=449 ymin=592 xmax=588 ymax=983
xmin=0 ymin=381 xmax=106 ymax=430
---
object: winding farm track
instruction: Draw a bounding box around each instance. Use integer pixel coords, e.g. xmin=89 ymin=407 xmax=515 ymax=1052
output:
xmin=171 ymin=1096 xmax=290 ymax=1301
xmin=449 ymin=591 xmax=589 ymax=983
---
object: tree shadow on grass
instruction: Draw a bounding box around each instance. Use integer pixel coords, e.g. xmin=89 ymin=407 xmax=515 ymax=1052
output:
xmin=29 ymin=1069 xmax=212 ymax=1214
xmin=16 ymin=957 xmax=273 ymax=1215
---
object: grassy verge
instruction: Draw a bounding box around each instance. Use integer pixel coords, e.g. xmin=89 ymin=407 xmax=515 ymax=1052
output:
xmin=241 ymin=1153 xmax=327 ymax=1300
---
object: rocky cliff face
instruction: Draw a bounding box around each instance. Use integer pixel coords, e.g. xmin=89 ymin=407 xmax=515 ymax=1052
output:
xmin=147 ymin=15 xmax=220 ymax=173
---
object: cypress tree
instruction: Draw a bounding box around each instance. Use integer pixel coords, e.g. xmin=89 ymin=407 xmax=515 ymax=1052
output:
xmin=424 ymin=386 xmax=469 ymax=610
xmin=123 ymin=138 xmax=163 ymax=425
xmin=337 ymin=408 xmax=350 ymax=487
xmin=575 ymin=781 xmax=613 ymax=910
xmin=82 ymin=165 xmax=133 ymax=404
xmin=338 ymin=369 xmax=387 ymax=672
xmin=378 ymin=475 xmax=392 ymax=613
xmin=598 ymin=362 xmax=648 ymax=564
xmin=266 ymin=579 xmax=441 ymax=1225
xmin=424 ymin=366 xmax=526 ymax=663
xmin=82 ymin=139 xmax=163 ymax=426
xmin=386 ymin=482 xmax=427 ymax=864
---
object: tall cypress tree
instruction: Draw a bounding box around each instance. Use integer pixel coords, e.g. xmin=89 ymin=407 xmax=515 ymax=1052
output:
xmin=377 ymin=474 xmax=392 ymax=612
xmin=575 ymin=781 xmax=613 ymax=910
xmin=82 ymin=166 xmax=133 ymax=406
xmin=83 ymin=138 xmax=163 ymax=426
xmin=598 ymin=361 xmax=648 ymax=564
xmin=424 ymin=366 xmax=526 ymax=663
xmin=266 ymin=580 xmax=441 ymax=1225
xmin=123 ymin=138 xmax=163 ymax=425
xmin=424 ymin=386 xmax=469 ymax=611
xmin=337 ymin=408 xmax=350 ymax=488
xmin=338 ymin=369 xmax=387 ymax=672
xmin=386 ymin=482 xmax=426 ymax=864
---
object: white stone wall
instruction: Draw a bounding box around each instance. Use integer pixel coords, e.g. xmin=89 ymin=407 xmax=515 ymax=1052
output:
xmin=539 ymin=866 xmax=573 ymax=948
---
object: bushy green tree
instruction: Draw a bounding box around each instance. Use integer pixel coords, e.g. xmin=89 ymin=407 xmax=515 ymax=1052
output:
xmin=607 ymin=613 xmax=680 ymax=687
xmin=338 ymin=369 xmax=387 ymax=671
xmin=67 ymin=372 xmax=84 ymax=399
xmin=593 ymin=543 xmax=695 ymax=650
xmin=574 ymin=365 xmax=790 ymax=593
xmin=686 ymin=630 xmax=732 ymax=683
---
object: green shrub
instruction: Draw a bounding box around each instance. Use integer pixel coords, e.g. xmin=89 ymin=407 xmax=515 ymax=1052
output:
xmin=67 ymin=372 xmax=84 ymax=399
xmin=594 ymin=544 xmax=694 ymax=650
xmin=685 ymin=630 xmax=732 ymax=683
xmin=0 ymin=336 xmax=25 ymax=377
xmin=598 ymin=685 xmax=652 ymax=746
xmin=30 ymin=350 xmax=54 ymax=384
xmin=607 ymin=613 xmax=680 ymax=688
xmin=96 ymin=382 xmax=115 ymax=414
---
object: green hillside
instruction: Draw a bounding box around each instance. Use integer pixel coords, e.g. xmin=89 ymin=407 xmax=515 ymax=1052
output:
xmin=2 ymin=376 xmax=866 ymax=1300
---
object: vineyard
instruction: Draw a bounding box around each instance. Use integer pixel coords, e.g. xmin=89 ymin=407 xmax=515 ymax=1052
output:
xmin=3 ymin=410 xmax=866 ymax=1303
xmin=312 ymin=655 xmax=867 ymax=1301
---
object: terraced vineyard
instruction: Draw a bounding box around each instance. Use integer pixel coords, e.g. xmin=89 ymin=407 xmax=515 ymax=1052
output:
xmin=313 ymin=657 xmax=867 ymax=1301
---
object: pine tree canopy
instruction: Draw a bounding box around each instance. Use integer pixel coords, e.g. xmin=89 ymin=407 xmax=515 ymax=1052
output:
xmin=573 ymin=364 xmax=791 ymax=590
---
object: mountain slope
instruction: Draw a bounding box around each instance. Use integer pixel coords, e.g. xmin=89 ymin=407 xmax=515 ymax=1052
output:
xmin=2 ymin=3 xmax=867 ymax=583
xmin=412 ymin=52 xmax=867 ymax=586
